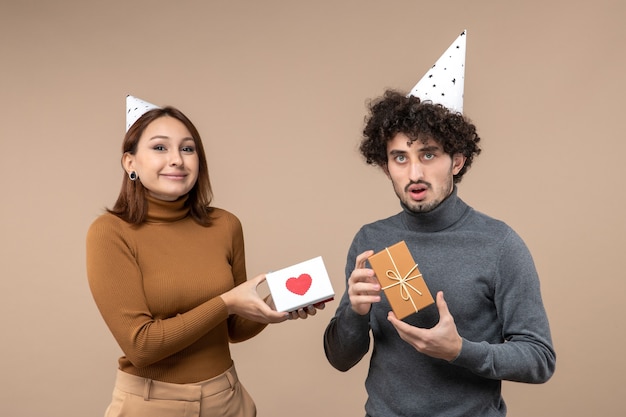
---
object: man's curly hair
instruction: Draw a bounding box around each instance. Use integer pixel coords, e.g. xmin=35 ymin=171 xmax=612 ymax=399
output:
xmin=360 ymin=90 xmax=481 ymax=183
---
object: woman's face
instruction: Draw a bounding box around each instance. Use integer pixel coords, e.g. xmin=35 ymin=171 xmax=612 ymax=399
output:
xmin=123 ymin=116 xmax=199 ymax=201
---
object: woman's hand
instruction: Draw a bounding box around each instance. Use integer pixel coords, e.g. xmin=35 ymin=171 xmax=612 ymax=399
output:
xmin=220 ymin=274 xmax=289 ymax=324
xmin=286 ymin=301 xmax=327 ymax=320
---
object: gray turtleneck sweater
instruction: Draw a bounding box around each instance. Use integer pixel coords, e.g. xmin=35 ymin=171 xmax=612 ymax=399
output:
xmin=324 ymin=188 xmax=555 ymax=417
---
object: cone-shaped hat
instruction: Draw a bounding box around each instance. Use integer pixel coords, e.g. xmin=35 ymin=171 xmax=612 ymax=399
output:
xmin=408 ymin=30 xmax=466 ymax=113
xmin=126 ymin=95 xmax=160 ymax=132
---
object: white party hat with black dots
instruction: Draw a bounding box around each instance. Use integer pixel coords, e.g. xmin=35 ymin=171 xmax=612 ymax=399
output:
xmin=126 ymin=95 xmax=160 ymax=132
xmin=408 ymin=30 xmax=466 ymax=113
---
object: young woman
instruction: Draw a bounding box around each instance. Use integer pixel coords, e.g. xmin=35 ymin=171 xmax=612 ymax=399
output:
xmin=87 ymin=101 xmax=320 ymax=417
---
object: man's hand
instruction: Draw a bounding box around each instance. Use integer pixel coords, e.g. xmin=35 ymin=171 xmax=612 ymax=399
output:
xmin=387 ymin=291 xmax=462 ymax=361
xmin=348 ymin=250 xmax=381 ymax=315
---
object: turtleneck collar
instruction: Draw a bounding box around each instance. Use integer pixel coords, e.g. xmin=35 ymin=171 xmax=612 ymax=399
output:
xmin=146 ymin=193 xmax=190 ymax=223
xmin=400 ymin=186 xmax=469 ymax=233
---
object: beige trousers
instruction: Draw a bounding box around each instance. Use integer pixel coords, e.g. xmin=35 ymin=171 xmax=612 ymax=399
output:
xmin=104 ymin=364 xmax=256 ymax=417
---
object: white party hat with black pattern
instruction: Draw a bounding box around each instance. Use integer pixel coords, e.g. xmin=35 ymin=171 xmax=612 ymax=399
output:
xmin=126 ymin=95 xmax=160 ymax=132
xmin=408 ymin=30 xmax=466 ymax=113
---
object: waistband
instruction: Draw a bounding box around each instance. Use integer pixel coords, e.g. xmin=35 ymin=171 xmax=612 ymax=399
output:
xmin=113 ymin=365 xmax=239 ymax=402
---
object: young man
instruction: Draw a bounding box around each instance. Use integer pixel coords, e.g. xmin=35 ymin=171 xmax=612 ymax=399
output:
xmin=323 ymin=89 xmax=556 ymax=416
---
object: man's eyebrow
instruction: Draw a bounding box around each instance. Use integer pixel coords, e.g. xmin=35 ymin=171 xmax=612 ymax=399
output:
xmin=388 ymin=145 xmax=441 ymax=155
xmin=418 ymin=144 xmax=442 ymax=152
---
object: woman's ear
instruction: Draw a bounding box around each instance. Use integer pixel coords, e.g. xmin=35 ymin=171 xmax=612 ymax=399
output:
xmin=452 ymin=154 xmax=466 ymax=175
xmin=122 ymin=152 xmax=135 ymax=175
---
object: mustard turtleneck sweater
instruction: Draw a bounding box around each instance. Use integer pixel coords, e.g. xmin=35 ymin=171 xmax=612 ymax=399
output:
xmin=86 ymin=195 xmax=267 ymax=383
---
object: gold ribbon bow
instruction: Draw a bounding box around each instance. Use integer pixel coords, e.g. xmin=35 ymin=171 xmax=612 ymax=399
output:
xmin=380 ymin=246 xmax=423 ymax=313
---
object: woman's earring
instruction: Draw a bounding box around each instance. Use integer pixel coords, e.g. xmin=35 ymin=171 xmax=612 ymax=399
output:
xmin=129 ymin=171 xmax=138 ymax=181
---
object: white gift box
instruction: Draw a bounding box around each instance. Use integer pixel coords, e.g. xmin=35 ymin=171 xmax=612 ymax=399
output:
xmin=266 ymin=256 xmax=335 ymax=313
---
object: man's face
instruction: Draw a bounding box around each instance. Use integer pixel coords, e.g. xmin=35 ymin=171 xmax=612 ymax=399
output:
xmin=385 ymin=133 xmax=466 ymax=213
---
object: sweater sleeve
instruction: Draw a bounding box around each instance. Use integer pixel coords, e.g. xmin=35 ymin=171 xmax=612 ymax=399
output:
xmin=224 ymin=212 xmax=268 ymax=343
xmin=451 ymin=230 xmax=556 ymax=383
xmin=324 ymin=239 xmax=372 ymax=371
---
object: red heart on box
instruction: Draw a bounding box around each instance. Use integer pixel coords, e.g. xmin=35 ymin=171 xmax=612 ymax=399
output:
xmin=285 ymin=274 xmax=312 ymax=295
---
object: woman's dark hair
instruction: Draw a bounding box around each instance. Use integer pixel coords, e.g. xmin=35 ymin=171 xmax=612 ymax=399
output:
xmin=360 ymin=90 xmax=481 ymax=183
xmin=108 ymin=106 xmax=214 ymax=225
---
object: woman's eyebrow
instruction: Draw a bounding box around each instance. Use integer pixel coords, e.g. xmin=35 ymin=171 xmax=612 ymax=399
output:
xmin=148 ymin=135 xmax=194 ymax=142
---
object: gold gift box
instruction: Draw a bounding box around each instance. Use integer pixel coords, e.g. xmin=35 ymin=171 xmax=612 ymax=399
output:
xmin=368 ymin=241 xmax=434 ymax=319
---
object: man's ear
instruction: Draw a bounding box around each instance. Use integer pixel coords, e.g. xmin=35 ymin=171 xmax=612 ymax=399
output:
xmin=452 ymin=154 xmax=466 ymax=175
xmin=381 ymin=163 xmax=391 ymax=179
